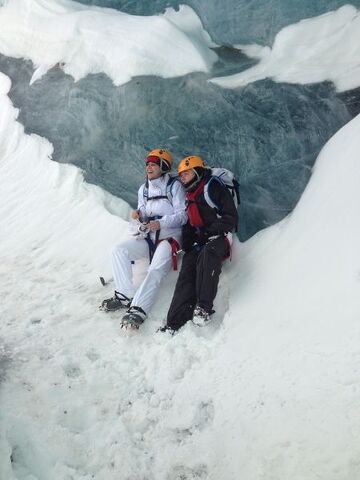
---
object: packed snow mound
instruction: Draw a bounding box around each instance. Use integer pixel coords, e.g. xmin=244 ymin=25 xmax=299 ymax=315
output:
xmin=0 ymin=0 xmax=217 ymax=85
xmin=1 ymin=67 xmax=360 ymax=478
xmin=0 ymin=71 xmax=130 ymax=272
xmin=211 ymin=5 xmax=360 ymax=92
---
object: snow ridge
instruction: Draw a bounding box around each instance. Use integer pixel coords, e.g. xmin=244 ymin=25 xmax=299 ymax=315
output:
xmin=2 ymin=62 xmax=360 ymax=478
xmin=0 ymin=0 xmax=217 ymax=86
xmin=211 ymin=5 xmax=360 ymax=92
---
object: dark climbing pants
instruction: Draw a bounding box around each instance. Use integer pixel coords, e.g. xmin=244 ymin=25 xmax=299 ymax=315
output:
xmin=166 ymin=236 xmax=229 ymax=331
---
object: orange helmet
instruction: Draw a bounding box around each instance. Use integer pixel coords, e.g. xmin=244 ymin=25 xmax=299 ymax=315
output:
xmin=177 ymin=155 xmax=205 ymax=174
xmin=146 ymin=148 xmax=173 ymax=173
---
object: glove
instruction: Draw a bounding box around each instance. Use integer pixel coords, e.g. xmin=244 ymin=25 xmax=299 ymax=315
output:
xmin=182 ymin=237 xmax=195 ymax=253
xmin=196 ymin=230 xmax=210 ymax=246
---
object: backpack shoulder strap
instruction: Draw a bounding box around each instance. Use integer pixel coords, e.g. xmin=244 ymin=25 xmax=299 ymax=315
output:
xmin=204 ymin=175 xmax=224 ymax=211
xmin=166 ymin=175 xmax=180 ymax=204
xmin=143 ymin=176 xmax=169 ymax=202
xmin=143 ymin=178 xmax=149 ymax=201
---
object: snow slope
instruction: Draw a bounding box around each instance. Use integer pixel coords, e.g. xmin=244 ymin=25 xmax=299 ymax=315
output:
xmin=0 ymin=0 xmax=217 ymax=86
xmin=1 ymin=58 xmax=360 ymax=479
xmin=211 ymin=5 xmax=360 ymax=92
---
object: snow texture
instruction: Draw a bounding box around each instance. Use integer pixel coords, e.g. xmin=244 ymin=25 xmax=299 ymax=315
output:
xmin=0 ymin=0 xmax=217 ymax=86
xmin=1 ymin=56 xmax=360 ymax=478
xmin=76 ymin=0 xmax=360 ymax=47
xmin=1 ymin=1 xmax=360 ymax=478
xmin=211 ymin=5 xmax=360 ymax=92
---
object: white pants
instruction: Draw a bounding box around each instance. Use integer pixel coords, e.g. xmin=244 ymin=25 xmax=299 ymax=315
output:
xmin=111 ymin=237 xmax=173 ymax=315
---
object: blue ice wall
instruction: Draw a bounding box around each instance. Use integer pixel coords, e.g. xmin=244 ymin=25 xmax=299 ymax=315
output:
xmin=1 ymin=2 xmax=359 ymax=239
xmin=77 ymin=1 xmax=360 ymax=45
xmin=0 ymin=52 xmax=354 ymax=240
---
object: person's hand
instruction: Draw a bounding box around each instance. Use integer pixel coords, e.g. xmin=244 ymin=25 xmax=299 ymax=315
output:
xmin=131 ymin=209 xmax=140 ymax=220
xmin=182 ymin=239 xmax=194 ymax=253
xmin=147 ymin=220 xmax=161 ymax=231
xmin=197 ymin=230 xmax=209 ymax=245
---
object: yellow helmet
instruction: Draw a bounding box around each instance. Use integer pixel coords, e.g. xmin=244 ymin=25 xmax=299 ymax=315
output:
xmin=177 ymin=155 xmax=205 ymax=174
xmin=147 ymin=148 xmax=173 ymax=173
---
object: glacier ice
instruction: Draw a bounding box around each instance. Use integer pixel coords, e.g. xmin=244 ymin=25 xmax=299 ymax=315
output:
xmin=211 ymin=6 xmax=360 ymax=93
xmin=77 ymin=0 xmax=360 ymax=45
xmin=0 ymin=1 xmax=217 ymax=85
xmin=1 ymin=1 xmax=360 ymax=240
xmin=0 ymin=52 xmax=354 ymax=240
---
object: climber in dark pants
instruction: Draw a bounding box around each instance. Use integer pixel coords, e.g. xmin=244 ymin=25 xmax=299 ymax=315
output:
xmin=163 ymin=155 xmax=238 ymax=331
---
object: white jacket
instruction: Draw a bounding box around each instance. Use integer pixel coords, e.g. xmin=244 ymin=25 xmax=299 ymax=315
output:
xmin=137 ymin=174 xmax=187 ymax=244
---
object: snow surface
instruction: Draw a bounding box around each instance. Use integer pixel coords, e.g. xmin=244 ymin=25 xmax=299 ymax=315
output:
xmin=2 ymin=56 xmax=360 ymax=478
xmin=2 ymin=0 xmax=359 ymax=95
xmin=0 ymin=0 xmax=217 ymax=86
xmin=211 ymin=5 xmax=360 ymax=92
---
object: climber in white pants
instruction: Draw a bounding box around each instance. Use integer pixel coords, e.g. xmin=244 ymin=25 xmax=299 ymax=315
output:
xmin=111 ymin=237 xmax=173 ymax=314
xmin=101 ymin=148 xmax=187 ymax=328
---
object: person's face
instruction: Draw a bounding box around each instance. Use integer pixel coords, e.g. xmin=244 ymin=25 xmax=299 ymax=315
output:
xmin=179 ymin=169 xmax=195 ymax=185
xmin=146 ymin=161 xmax=162 ymax=180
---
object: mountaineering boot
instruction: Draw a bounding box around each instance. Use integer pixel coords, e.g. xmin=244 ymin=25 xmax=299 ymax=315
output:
xmin=100 ymin=291 xmax=132 ymax=312
xmin=157 ymin=325 xmax=175 ymax=335
xmin=192 ymin=305 xmax=214 ymax=327
xmin=121 ymin=306 xmax=147 ymax=330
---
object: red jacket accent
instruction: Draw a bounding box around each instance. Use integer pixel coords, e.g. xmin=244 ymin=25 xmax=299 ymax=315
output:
xmin=186 ymin=180 xmax=205 ymax=227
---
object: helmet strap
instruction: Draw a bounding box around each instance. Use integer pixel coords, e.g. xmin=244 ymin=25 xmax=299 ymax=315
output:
xmin=160 ymin=158 xmax=170 ymax=173
xmin=184 ymin=168 xmax=202 ymax=191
